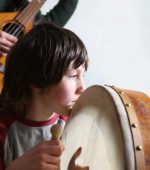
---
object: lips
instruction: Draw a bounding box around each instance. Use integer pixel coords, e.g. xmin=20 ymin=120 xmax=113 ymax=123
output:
xmin=72 ymin=97 xmax=79 ymax=102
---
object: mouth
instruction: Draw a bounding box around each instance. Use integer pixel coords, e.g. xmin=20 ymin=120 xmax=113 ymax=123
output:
xmin=68 ymin=101 xmax=76 ymax=108
xmin=72 ymin=100 xmax=77 ymax=104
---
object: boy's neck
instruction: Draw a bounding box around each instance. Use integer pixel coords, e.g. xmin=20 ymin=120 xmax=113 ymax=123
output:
xmin=25 ymin=98 xmax=54 ymax=122
xmin=25 ymin=110 xmax=55 ymax=121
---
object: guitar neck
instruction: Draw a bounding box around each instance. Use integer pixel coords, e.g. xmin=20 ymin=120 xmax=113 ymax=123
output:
xmin=15 ymin=0 xmax=46 ymax=26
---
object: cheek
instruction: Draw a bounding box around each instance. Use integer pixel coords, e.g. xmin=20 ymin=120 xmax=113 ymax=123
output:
xmin=54 ymin=84 xmax=75 ymax=103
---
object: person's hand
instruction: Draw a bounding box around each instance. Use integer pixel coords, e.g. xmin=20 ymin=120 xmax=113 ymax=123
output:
xmin=0 ymin=30 xmax=17 ymax=56
xmin=68 ymin=147 xmax=89 ymax=170
xmin=7 ymin=139 xmax=64 ymax=170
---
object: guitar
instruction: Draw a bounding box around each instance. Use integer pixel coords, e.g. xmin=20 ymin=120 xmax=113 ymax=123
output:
xmin=0 ymin=0 xmax=47 ymax=92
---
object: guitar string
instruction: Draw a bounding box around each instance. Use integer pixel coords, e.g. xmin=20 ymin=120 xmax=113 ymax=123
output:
xmin=15 ymin=1 xmax=45 ymax=36
xmin=3 ymin=0 xmax=46 ymax=37
xmin=16 ymin=0 xmax=42 ymax=25
xmin=17 ymin=1 xmax=46 ymax=27
xmin=1 ymin=3 xmax=33 ymax=37
xmin=4 ymin=0 xmax=38 ymax=36
xmin=13 ymin=2 xmax=40 ymax=37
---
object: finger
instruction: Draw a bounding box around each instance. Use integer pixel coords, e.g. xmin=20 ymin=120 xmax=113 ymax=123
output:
xmin=43 ymin=162 xmax=58 ymax=170
xmin=42 ymin=140 xmax=64 ymax=152
xmin=0 ymin=31 xmax=17 ymax=43
xmin=49 ymin=140 xmax=64 ymax=151
xmin=36 ymin=140 xmax=64 ymax=156
xmin=0 ymin=51 xmax=7 ymax=56
xmin=0 ymin=43 xmax=10 ymax=54
xmin=6 ymin=34 xmax=17 ymax=43
xmin=47 ymin=144 xmax=63 ymax=156
xmin=68 ymin=147 xmax=89 ymax=170
xmin=40 ymin=154 xmax=61 ymax=165
xmin=68 ymin=147 xmax=82 ymax=167
xmin=0 ymin=38 xmax=16 ymax=48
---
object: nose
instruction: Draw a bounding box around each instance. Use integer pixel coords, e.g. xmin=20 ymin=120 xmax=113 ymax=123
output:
xmin=76 ymin=78 xmax=85 ymax=94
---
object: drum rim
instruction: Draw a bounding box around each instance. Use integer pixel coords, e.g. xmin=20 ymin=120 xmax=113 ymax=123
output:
xmin=62 ymin=85 xmax=145 ymax=170
xmin=107 ymin=85 xmax=145 ymax=170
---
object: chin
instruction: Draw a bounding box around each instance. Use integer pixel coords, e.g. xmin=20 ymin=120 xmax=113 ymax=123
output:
xmin=58 ymin=106 xmax=72 ymax=116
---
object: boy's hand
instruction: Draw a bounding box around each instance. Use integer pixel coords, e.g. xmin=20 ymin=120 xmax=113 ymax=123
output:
xmin=7 ymin=140 xmax=64 ymax=170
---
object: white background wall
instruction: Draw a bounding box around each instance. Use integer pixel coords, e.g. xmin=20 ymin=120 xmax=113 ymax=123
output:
xmin=41 ymin=0 xmax=150 ymax=96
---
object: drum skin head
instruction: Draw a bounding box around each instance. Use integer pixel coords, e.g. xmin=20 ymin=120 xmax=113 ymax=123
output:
xmin=61 ymin=85 xmax=134 ymax=170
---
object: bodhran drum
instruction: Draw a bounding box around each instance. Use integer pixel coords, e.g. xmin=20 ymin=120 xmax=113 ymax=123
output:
xmin=61 ymin=85 xmax=150 ymax=170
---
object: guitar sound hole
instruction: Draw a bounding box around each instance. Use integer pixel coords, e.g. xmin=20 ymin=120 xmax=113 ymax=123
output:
xmin=2 ymin=22 xmax=24 ymax=37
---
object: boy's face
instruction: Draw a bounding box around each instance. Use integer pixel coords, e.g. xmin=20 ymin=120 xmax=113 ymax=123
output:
xmin=39 ymin=61 xmax=86 ymax=115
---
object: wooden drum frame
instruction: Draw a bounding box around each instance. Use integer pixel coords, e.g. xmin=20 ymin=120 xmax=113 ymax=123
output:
xmin=61 ymin=85 xmax=150 ymax=170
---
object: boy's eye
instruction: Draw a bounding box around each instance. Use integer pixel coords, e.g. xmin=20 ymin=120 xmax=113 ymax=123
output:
xmin=70 ymin=75 xmax=77 ymax=78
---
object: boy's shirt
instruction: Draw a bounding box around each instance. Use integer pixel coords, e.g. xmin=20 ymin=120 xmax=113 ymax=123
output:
xmin=0 ymin=110 xmax=67 ymax=170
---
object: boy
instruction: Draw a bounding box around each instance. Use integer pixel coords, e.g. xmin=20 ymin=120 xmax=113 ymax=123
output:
xmin=0 ymin=22 xmax=88 ymax=170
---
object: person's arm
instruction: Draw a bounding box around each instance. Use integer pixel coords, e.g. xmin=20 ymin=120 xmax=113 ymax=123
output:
xmin=6 ymin=140 xmax=64 ymax=170
xmin=0 ymin=0 xmax=28 ymax=12
xmin=35 ymin=0 xmax=78 ymax=27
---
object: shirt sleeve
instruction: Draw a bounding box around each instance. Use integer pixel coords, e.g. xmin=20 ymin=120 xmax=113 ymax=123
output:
xmin=14 ymin=0 xmax=29 ymax=11
xmin=35 ymin=0 xmax=78 ymax=27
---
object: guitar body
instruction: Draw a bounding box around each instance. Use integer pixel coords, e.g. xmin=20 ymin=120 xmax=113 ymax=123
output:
xmin=0 ymin=12 xmax=33 ymax=92
xmin=0 ymin=12 xmax=33 ymax=32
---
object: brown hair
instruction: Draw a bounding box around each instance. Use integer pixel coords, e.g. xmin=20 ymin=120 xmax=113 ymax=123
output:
xmin=0 ymin=22 xmax=88 ymax=113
